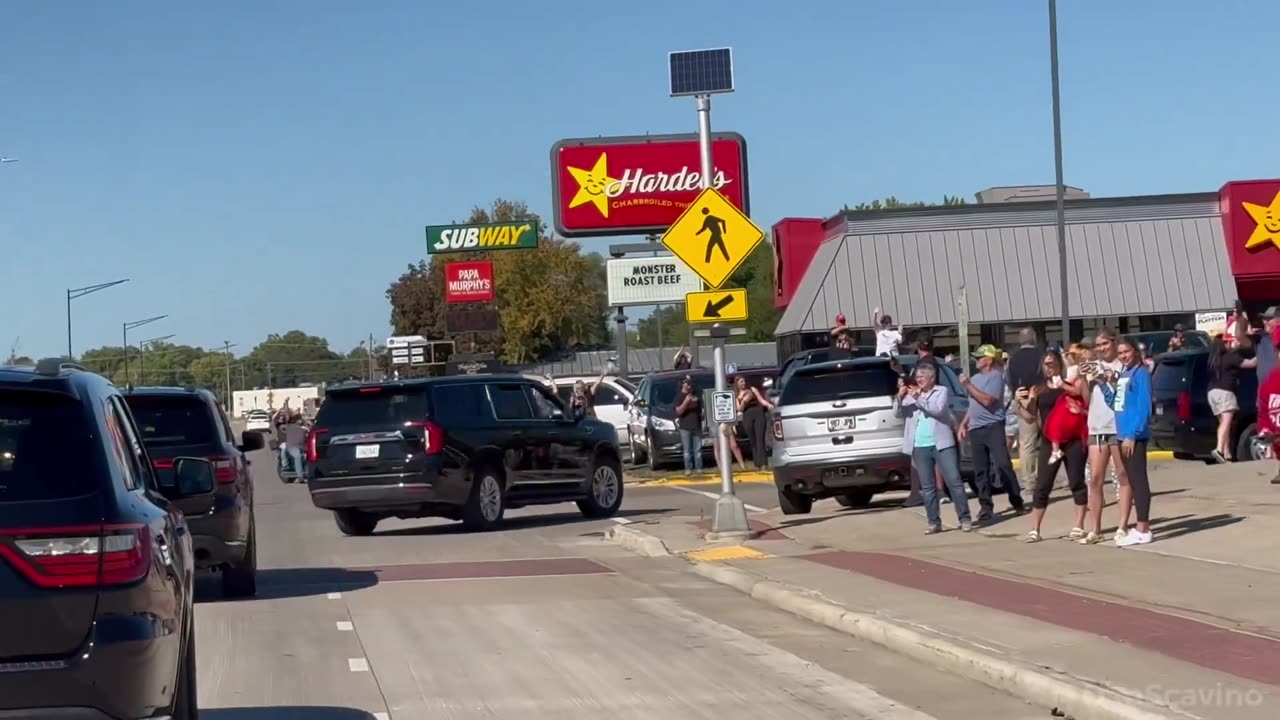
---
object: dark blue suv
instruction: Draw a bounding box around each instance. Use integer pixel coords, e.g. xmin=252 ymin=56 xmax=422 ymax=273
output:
xmin=0 ymin=359 xmax=217 ymax=720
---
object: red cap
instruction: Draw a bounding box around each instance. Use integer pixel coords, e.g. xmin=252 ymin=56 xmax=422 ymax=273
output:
xmin=835 ymin=314 xmax=846 ymax=325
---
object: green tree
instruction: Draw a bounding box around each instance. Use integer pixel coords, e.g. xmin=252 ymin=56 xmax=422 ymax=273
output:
xmin=187 ymin=353 xmax=230 ymax=395
xmin=243 ymin=330 xmax=349 ymax=387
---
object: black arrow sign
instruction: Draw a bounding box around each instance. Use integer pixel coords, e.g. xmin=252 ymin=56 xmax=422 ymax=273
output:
xmin=703 ymin=294 xmax=736 ymax=318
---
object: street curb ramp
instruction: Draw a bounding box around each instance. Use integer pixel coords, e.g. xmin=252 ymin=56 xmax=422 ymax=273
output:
xmin=605 ymin=526 xmax=1192 ymax=720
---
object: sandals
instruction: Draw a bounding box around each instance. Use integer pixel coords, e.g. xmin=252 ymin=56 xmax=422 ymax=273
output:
xmin=1023 ymin=530 xmax=1042 ymax=543
xmin=1066 ymin=527 xmax=1086 ymax=541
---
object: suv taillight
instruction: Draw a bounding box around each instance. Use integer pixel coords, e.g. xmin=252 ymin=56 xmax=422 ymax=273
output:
xmin=306 ymin=427 xmax=328 ymax=464
xmin=0 ymin=524 xmax=150 ymax=589
xmin=407 ymin=420 xmax=445 ymax=454
xmin=207 ymin=455 xmax=236 ymax=484
xmin=1177 ymin=391 xmax=1192 ymax=423
xmin=772 ymin=417 xmax=784 ymax=441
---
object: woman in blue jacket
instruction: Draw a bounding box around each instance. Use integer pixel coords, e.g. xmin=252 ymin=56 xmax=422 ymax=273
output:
xmin=1103 ymin=336 xmax=1153 ymax=547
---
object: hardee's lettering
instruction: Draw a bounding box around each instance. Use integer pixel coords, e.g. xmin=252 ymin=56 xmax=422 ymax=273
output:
xmin=426 ymin=221 xmax=538 ymax=255
xmin=607 ymin=166 xmax=732 ymax=200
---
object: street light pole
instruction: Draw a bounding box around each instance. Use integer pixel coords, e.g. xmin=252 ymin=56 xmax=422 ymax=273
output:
xmin=138 ymin=334 xmax=176 ymax=386
xmin=67 ymin=279 xmax=130 ymax=359
xmin=1049 ymin=0 xmax=1070 ymax=344
xmin=122 ymin=315 xmax=168 ymax=386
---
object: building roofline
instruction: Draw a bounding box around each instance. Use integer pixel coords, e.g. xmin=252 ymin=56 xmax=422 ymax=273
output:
xmin=830 ymin=190 xmax=1217 ymax=225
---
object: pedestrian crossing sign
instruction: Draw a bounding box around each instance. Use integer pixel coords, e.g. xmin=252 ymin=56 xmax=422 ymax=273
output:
xmin=660 ymin=187 xmax=764 ymax=289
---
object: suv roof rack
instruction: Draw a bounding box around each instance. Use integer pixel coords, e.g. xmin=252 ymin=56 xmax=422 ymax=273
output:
xmin=35 ymin=358 xmax=87 ymax=377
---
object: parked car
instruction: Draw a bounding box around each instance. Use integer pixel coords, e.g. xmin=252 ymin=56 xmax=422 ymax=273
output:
xmin=124 ymin=385 xmax=264 ymax=598
xmin=306 ymin=375 xmax=624 ymax=535
xmin=626 ymin=369 xmax=718 ymax=470
xmin=1128 ymin=329 xmax=1211 ymax=357
xmin=546 ymin=374 xmax=637 ymax=456
xmin=1150 ymin=348 xmax=1261 ymax=461
xmin=1 ymin=360 xmax=214 ymax=719
xmin=771 ymin=356 xmax=972 ymax=514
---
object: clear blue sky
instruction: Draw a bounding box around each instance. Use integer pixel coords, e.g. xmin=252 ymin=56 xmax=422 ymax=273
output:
xmin=3 ymin=0 xmax=1278 ymax=358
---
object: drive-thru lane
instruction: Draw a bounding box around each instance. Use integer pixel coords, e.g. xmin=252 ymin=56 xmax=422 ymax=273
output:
xmin=191 ymin=447 xmax=1044 ymax=719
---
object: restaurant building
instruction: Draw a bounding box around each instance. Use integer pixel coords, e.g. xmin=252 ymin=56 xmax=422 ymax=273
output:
xmin=770 ymin=179 xmax=1280 ymax=357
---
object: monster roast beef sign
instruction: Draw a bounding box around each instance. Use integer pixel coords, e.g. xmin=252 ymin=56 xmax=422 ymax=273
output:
xmin=550 ymin=132 xmax=750 ymax=238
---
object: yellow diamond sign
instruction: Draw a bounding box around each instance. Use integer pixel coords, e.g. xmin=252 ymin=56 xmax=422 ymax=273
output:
xmin=660 ymin=187 xmax=764 ymax=289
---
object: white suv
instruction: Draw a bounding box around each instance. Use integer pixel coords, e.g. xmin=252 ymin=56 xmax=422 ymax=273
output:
xmin=543 ymin=375 xmax=637 ymax=456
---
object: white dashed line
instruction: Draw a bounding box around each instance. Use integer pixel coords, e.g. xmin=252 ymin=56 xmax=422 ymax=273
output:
xmin=611 ymin=517 xmax=633 ymax=525
xmin=336 ymin=620 xmax=354 ymax=631
xmin=348 ymin=657 xmax=369 ymax=672
xmin=671 ymin=485 xmax=767 ymax=513
xmin=326 ymin=592 xmax=342 ymax=599
xmin=373 ymin=713 xmax=390 ymax=720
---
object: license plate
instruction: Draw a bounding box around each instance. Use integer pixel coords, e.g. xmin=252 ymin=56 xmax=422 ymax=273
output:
xmin=828 ymin=416 xmax=871 ymax=432
xmin=354 ymin=444 xmax=380 ymax=459
xmin=1155 ymin=406 xmax=1164 ymax=415
xmin=701 ymin=437 xmax=714 ymax=448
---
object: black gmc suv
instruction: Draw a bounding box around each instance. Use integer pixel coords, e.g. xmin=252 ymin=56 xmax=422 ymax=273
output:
xmin=0 ymin=360 xmax=215 ymax=720
xmin=306 ymin=375 xmax=625 ymax=535
xmin=124 ymin=386 xmax=264 ymax=598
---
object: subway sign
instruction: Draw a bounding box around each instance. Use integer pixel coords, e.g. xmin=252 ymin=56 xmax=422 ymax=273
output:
xmin=426 ymin=221 xmax=538 ymax=255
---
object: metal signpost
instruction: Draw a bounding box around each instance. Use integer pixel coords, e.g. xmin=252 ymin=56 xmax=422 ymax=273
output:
xmin=665 ymin=47 xmax=754 ymax=538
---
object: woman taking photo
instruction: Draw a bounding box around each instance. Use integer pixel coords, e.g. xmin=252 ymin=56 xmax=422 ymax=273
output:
xmin=1207 ymin=332 xmax=1257 ymax=463
xmin=1019 ymin=350 xmax=1090 ymax=543
xmin=894 ymin=363 xmax=973 ymax=534
xmin=735 ymin=375 xmax=773 ymax=469
xmin=1104 ymin=337 xmax=1155 ymax=546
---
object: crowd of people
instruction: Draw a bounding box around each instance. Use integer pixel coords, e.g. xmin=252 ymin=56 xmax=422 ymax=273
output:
xmin=890 ymin=303 xmax=1280 ymax=547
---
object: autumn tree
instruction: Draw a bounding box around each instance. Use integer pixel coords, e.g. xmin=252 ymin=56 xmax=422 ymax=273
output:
xmin=386 ymin=198 xmax=609 ymax=365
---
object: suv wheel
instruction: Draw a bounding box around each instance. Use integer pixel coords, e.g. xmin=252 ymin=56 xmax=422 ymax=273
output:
xmin=172 ymin=622 xmax=198 ymax=720
xmin=222 ymin=522 xmax=258 ymax=598
xmin=462 ymin=468 xmax=506 ymax=531
xmin=645 ymin=432 xmax=661 ymax=471
xmin=627 ymin=430 xmax=645 ymax=465
xmin=334 ymin=509 xmax=379 ymax=537
xmin=778 ymin=487 xmax=813 ymax=515
xmin=578 ymin=455 xmax=624 ymax=518
xmin=1237 ymin=423 xmax=1262 ymax=461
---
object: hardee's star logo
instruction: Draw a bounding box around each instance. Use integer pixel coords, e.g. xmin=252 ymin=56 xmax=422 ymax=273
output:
xmin=567 ymin=153 xmax=617 ymax=218
xmin=1242 ymin=190 xmax=1280 ymax=251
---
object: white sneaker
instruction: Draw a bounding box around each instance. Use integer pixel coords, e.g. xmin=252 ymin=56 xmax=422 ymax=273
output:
xmin=1116 ymin=529 xmax=1153 ymax=547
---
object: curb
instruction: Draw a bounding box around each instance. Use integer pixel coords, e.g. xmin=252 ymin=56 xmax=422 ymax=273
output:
xmin=606 ymin=526 xmax=1188 ymax=720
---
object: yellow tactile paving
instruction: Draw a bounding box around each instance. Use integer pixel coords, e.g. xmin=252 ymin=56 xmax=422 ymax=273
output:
xmin=685 ymin=545 xmax=772 ymax=562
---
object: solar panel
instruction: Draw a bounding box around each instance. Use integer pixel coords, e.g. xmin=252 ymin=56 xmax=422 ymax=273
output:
xmin=668 ymin=48 xmax=734 ymax=97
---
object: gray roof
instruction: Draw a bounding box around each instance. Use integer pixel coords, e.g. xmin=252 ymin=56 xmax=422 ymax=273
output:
xmin=777 ymin=192 xmax=1235 ymax=334
xmin=521 ymin=342 xmax=778 ymax=376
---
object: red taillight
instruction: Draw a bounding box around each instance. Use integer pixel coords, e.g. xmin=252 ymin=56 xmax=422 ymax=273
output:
xmin=359 ymin=387 xmax=382 ymax=394
xmin=1177 ymin=391 xmax=1192 ymax=423
xmin=306 ymin=428 xmax=328 ymax=464
xmin=207 ymin=455 xmax=236 ymax=484
xmin=772 ymin=417 xmax=784 ymax=441
xmin=0 ymin=524 xmax=150 ymax=589
xmin=406 ymin=420 xmax=445 ymax=454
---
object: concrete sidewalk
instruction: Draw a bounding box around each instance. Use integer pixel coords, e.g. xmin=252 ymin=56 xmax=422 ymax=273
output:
xmin=606 ymin=459 xmax=1280 ymax=720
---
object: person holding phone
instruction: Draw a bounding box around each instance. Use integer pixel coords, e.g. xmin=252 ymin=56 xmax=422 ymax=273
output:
xmin=1006 ymin=327 xmax=1044 ymax=495
xmin=895 ymin=364 xmax=972 ymax=533
xmin=1104 ymin=336 xmax=1154 ymax=546
xmin=1080 ymin=328 xmax=1132 ymax=544
xmin=1019 ymin=350 xmax=1089 ymax=542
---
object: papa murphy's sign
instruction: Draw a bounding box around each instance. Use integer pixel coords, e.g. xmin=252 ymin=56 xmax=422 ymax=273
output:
xmin=427 ymin=221 xmax=538 ymax=255
xmin=444 ymin=261 xmax=495 ymax=304
xmin=550 ymin=132 xmax=750 ymax=238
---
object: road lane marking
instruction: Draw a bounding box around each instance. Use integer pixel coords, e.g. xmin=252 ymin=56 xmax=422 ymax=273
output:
xmin=336 ymin=621 xmax=354 ymax=631
xmin=348 ymin=657 xmax=370 ymax=672
xmin=671 ymin=484 xmax=767 ymax=513
xmin=327 ymin=591 xmax=342 ymax=599
xmin=373 ymin=714 xmax=389 ymax=720
xmin=611 ymin=517 xmax=633 ymax=525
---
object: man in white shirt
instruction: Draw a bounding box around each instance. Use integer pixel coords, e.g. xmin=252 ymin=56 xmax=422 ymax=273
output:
xmin=872 ymin=307 xmax=904 ymax=357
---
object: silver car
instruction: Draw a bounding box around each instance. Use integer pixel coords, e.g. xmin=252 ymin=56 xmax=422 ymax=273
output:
xmin=771 ymin=356 xmax=971 ymax=514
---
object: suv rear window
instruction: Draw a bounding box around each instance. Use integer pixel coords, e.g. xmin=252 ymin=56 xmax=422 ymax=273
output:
xmin=782 ymin=365 xmax=898 ymax=405
xmin=318 ymin=387 xmax=428 ymax=428
xmin=1152 ymin=358 xmax=1191 ymax=397
xmin=0 ymin=391 xmax=97 ymax=502
xmin=123 ymin=395 xmax=219 ymax=447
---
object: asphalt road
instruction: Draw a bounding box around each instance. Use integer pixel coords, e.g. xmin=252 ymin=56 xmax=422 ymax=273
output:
xmin=191 ymin=445 xmax=1045 ymax=719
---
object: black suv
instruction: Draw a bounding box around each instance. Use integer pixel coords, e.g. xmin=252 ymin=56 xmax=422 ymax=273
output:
xmin=306 ymin=375 xmax=625 ymax=535
xmin=0 ymin=360 xmax=216 ymax=719
xmin=1150 ymin=348 xmax=1260 ymax=460
xmin=124 ymin=386 xmax=264 ymax=598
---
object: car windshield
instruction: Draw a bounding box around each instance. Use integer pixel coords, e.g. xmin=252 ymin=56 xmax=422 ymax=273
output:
xmin=0 ymin=391 xmax=98 ymax=502
xmin=124 ymin=395 xmax=219 ymax=447
xmin=781 ymin=364 xmax=899 ymax=405
xmin=651 ymin=374 xmax=716 ymax=407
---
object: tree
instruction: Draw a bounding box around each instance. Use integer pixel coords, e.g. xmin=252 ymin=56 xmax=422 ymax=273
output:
xmin=386 ymin=198 xmax=609 ymax=365
xmin=187 ymin=353 xmax=229 ymax=393
xmin=242 ymin=331 xmax=350 ymax=387
xmin=840 ymin=195 xmax=966 ymax=212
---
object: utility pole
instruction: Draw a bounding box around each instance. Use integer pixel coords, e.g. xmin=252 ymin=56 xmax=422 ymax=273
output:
xmin=367 ymin=333 xmax=375 ymax=381
xmin=223 ymin=341 xmax=232 ymax=411
xmin=1049 ymin=0 xmax=1070 ymax=344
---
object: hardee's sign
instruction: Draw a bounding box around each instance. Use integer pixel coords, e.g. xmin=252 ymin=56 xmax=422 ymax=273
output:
xmin=1219 ymin=180 xmax=1280 ymax=300
xmin=550 ymin=132 xmax=750 ymax=238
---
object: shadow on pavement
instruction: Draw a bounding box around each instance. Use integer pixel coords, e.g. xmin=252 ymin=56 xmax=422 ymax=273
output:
xmin=371 ymin=507 xmax=678 ymax=537
xmin=195 ymin=567 xmax=380 ymax=603
xmin=1150 ymin=513 xmax=1244 ymax=541
xmin=202 ymin=707 xmax=378 ymax=719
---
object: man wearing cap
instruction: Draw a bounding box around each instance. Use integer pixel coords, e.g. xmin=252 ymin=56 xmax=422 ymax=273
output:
xmin=1257 ymin=306 xmax=1279 ymax=382
xmin=829 ymin=314 xmax=855 ymax=361
xmin=959 ymin=345 xmax=1026 ymax=521
xmin=1168 ymin=324 xmax=1188 ymax=352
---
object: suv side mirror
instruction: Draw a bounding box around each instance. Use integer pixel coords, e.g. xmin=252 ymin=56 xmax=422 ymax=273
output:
xmin=172 ymin=457 xmax=215 ymax=497
xmin=240 ymin=430 xmax=266 ymax=453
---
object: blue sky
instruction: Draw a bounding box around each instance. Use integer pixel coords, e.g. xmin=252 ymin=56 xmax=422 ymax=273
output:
xmin=2 ymin=0 xmax=1278 ymax=358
